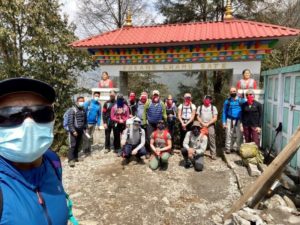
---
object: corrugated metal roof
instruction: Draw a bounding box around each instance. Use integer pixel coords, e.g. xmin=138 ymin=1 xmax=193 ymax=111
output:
xmin=71 ymin=19 xmax=300 ymax=48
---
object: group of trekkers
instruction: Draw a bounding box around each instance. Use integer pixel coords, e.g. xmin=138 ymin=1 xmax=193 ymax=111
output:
xmin=66 ymin=69 xmax=262 ymax=172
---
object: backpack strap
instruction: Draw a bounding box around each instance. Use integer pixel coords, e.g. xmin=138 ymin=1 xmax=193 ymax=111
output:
xmin=45 ymin=150 xmax=79 ymax=225
xmin=163 ymin=130 xmax=168 ymax=145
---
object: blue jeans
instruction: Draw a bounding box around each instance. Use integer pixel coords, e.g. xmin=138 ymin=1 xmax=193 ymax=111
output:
xmin=123 ymin=144 xmax=147 ymax=159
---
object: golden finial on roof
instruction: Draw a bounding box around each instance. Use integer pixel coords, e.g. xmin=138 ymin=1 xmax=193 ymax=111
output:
xmin=124 ymin=10 xmax=132 ymax=27
xmin=224 ymin=0 xmax=234 ymax=20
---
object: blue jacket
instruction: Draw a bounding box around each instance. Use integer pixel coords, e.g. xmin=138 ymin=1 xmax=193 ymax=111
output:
xmin=0 ymin=150 xmax=69 ymax=225
xmin=84 ymin=100 xmax=101 ymax=126
xmin=222 ymin=97 xmax=245 ymax=124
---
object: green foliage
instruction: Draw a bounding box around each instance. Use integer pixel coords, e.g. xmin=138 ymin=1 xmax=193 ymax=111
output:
xmin=127 ymin=72 xmax=169 ymax=98
xmin=176 ymin=71 xmax=232 ymax=148
xmin=0 ymin=0 xmax=92 ymax=153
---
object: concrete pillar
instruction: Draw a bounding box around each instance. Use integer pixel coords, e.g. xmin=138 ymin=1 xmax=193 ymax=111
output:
xmin=119 ymin=71 xmax=129 ymax=95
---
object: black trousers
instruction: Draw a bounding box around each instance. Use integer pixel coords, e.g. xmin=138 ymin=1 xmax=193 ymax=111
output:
xmin=104 ymin=124 xmax=116 ymax=150
xmin=68 ymin=131 xmax=83 ymax=161
xmin=180 ymin=122 xmax=193 ymax=148
xmin=181 ymin=148 xmax=204 ymax=171
xmin=112 ymin=123 xmax=126 ymax=151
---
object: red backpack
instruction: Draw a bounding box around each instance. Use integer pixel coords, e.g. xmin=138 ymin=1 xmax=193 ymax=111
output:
xmin=153 ymin=130 xmax=170 ymax=152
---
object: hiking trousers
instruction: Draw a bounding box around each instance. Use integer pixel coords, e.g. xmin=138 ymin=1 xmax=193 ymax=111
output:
xmin=123 ymin=144 xmax=147 ymax=159
xmin=68 ymin=131 xmax=84 ymax=161
xmin=83 ymin=124 xmax=96 ymax=153
xmin=104 ymin=124 xmax=116 ymax=150
xmin=243 ymin=126 xmax=260 ymax=147
xmin=181 ymin=148 xmax=204 ymax=171
xmin=149 ymin=152 xmax=170 ymax=170
xmin=146 ymin=123 xmax=157 ymax=152
xmin=208 ymin=125 xmax=216 ymax=157
xmin=225 ymin=119 xmax=242 ymax=152
xmin=113 ymin=123 xmax=126 ymax=151
xmin=179 ymin=121 xmax=192 ymax=148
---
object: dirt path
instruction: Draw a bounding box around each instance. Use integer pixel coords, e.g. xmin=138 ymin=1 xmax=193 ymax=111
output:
xmin=63 ymin=148 xmax=245 ymax=225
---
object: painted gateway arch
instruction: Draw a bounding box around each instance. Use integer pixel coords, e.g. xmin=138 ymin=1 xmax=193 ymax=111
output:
xmin=72 ymin=5 xmax=300 ymax=95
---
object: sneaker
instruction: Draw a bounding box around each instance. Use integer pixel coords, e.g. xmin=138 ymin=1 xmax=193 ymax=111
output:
xmin=68 ymin=160 xmax=75 ymax=167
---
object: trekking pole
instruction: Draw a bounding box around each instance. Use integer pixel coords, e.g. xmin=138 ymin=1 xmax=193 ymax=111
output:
xmin=265 ymin=122 xmax=282 ymax=163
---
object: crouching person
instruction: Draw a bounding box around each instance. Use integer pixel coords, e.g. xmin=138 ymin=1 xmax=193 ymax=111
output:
xmin=149 ymin=120 xmax=172 ymax=170
xmin=121 ymin=117 xmax=147 ymax=165
xmin=181 ymin=121 xmax=208 ymax=172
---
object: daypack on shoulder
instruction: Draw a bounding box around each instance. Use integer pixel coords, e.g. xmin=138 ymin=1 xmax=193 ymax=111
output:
xmin=153 ymin=130 xmax=169 ymax=146
xmin=199 ymin=104 xmax=214 ymax=116
xmin=226 ymin=97 xmax=243 ymax=112
xmin=63 ymin=107 xmax=78 ymax=131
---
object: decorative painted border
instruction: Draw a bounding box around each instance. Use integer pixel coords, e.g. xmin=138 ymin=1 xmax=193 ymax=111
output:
xmin=90 ymin=40 xmax=278 ymax=65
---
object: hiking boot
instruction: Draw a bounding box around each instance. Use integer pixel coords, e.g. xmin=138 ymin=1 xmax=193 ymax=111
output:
xmin=211 ymin=155 xmax=217 ymax=160
xmin=160 ymin=162 xmax=168 ymax=171
xmin=145 ymin=153 xmax=150 ymax=159
xmin=135 ymin=157 xmax=145 ymax=164
xmin=122 ymin=158 xmax=130 ymax=165
xmin=68 ymin=160 xmax=75 ymax=167
xmin=225 ymin=149 xmax=231 ymax=154
xmin=184 ymin=160 xmax=192 ymax=169
xmin=74 ymin=158 xmax=79 ymax=162
xmin=104 ymin=148 xmax=111 ymax=154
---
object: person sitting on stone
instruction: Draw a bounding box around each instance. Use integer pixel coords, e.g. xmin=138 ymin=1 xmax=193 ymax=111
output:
xmin=121 ymin=117 xmax=146 ymax=165
xmin=149 ymin=120 xmax=172 ymax=170
xmin=98 ymin=71 xmax=114 ymax=88
xmin=181 ymin=121 xmax=208 ymax=171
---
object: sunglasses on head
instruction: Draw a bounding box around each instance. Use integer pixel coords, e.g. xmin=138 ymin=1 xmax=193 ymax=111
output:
xmin=0 ymin=105 xmax=54 ymax=127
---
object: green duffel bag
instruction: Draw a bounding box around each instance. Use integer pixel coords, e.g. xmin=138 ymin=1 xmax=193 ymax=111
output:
xmin=239 ymin=142 xmax=258 ymax=159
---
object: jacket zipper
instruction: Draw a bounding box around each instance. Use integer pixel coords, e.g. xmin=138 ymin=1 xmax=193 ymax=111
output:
xmin=36 ymin=189 xmax=53 ymax=225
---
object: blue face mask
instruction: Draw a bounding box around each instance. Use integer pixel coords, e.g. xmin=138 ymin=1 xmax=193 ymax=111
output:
xmin=0 ymin=119 xmax=54 ymax=163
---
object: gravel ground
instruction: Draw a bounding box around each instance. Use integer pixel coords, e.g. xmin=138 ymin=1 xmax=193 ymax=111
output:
xmin=62 ymin=147 xmax=244 ymax=225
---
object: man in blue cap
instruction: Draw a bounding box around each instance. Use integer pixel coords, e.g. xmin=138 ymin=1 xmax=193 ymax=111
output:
xmin=0 ymin=78 xmax=71 ymax=224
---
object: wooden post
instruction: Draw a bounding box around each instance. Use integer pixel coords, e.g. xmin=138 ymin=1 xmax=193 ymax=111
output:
xmin=224 ymin=126 xmax=300 ymax=220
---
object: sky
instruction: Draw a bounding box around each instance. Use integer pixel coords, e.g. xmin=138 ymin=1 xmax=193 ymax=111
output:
xmin=59 ymin=0 xmax=163 ymax=38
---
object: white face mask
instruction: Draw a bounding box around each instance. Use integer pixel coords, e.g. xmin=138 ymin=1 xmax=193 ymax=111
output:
xmin=94 ymin=97 xmax=99 ymax=101
xmin=0 ymin=119 xmax=54 ymax=163
xmin=78 ymin=102 xmax=84 ymax=107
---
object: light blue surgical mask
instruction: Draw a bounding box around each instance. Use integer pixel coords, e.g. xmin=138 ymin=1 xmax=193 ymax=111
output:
xmin=94 ymin=97 xmax=99 ymax=101
xmin=0 ymin=119 xmax=54 ymax=163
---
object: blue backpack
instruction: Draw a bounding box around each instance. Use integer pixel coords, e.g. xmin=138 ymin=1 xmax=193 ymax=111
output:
xmin=63 ymin=107 xmax=77 ymax=131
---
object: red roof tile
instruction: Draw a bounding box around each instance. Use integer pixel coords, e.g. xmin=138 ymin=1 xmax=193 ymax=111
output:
xmin=71 ymin=19 xmax=300 ymax=48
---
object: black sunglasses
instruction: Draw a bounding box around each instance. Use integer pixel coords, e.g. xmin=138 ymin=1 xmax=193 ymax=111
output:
xmin=0 ymin=105 xmax=55 ymax=127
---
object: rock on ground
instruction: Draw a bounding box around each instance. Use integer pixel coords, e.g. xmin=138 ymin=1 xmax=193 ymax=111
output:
xmin=63 ymin=148 xmax=240 ymax=225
